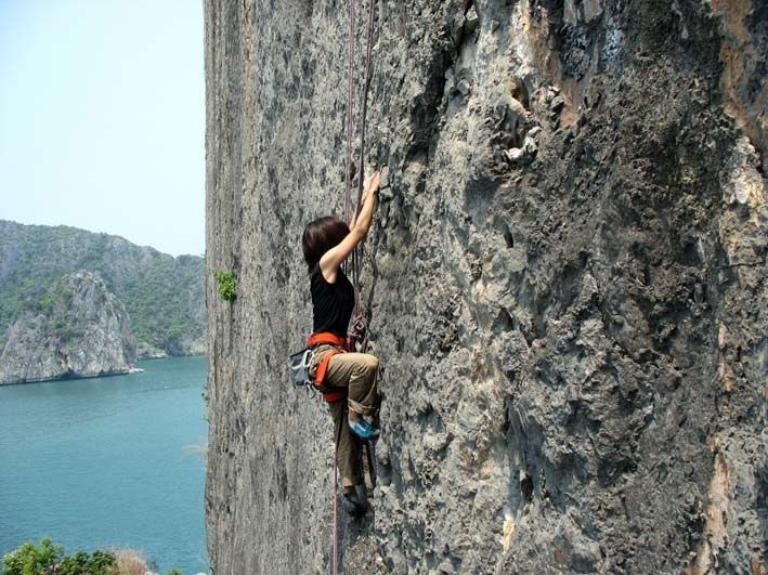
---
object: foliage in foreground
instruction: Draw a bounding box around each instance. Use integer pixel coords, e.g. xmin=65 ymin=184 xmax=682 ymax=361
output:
xmin=2 ymin=539 xmax=114 ymax=575
xmin=1 ymin=539 xmax=186 ymax=575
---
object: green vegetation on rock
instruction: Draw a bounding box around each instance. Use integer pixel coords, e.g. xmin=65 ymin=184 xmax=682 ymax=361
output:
xmin=31 ymin=279 xmax=85 ymax=343
xmin=213 ymin=271 xmax=237 ymax=302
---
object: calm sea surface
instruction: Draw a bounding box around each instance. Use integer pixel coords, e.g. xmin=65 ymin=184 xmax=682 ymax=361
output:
xmin=0 ymin=356 xmax=209 ymax=574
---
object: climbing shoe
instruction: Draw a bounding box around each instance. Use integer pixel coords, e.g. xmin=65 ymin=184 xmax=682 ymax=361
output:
xmin=348 ymin=417 xmax=379 ymax=440
xmin=343 ymin=489 xmax=368 ymax=517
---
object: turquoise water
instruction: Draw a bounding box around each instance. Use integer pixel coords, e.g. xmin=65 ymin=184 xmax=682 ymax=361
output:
xmin=0 ymin=356 xmax=209 ymax=574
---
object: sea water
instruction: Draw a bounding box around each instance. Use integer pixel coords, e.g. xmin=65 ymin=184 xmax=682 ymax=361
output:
xmin=0 ymin=356 xmax=209 ymax=574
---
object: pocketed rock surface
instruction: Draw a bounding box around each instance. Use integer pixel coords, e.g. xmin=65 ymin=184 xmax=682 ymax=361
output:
xmin=204 ymin=1 xmax=768 ymax=573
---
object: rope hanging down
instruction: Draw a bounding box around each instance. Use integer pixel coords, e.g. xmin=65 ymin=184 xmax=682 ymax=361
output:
xmin=354 ymin=0 xmax=378 ymax=228
xmin=345 ymin=0 xmax=378 ymax=347
xmin=343 ymin=0 xmax=356 ymax=225
xmin=332 ymin=408 xmax=344 ymax=575
xmin=332 ymin=2 xmax=378 ymax=575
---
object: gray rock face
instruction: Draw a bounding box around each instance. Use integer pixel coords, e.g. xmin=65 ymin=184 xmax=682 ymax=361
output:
xmin=0 ymin=271 xmax=136 ymax=384
xmin=204 ymin=1 xmax=768 ymax=574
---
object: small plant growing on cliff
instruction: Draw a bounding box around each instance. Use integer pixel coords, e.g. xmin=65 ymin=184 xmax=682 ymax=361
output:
xmin=214 ymin=270 xmax=237 ymax=302
xmin=202 ymin=382 xmax=210 ymax=422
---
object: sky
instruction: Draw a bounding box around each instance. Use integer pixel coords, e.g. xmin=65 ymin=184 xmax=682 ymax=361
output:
xmin=0 ymin=0 xmax=205 ymax=257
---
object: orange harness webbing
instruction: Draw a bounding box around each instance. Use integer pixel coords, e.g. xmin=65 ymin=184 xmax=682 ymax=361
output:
xmin=307 ymin=332 xmax=350 ymax=403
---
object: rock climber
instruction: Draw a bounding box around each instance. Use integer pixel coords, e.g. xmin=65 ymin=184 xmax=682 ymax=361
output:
xmin=301 ymin=169 xmax=382 ymax=515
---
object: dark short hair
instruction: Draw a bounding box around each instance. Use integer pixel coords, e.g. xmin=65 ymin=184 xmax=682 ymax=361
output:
xmin=302 ymin=216 xmax=350 ymax=271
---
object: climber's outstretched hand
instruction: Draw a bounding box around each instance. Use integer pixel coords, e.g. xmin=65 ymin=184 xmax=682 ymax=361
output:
xmin=354 ymin=169 xmax=379 ymax=233
xmin=320 ymin=170 xmax=381 ymax=282
xmin=349 ymin=169 xmax=380 ymax=230
xmin=364 ymin=170 xmax=381 ymax=201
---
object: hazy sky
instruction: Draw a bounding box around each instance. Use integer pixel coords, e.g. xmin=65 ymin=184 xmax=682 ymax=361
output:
xmin=0 ymin=0 xmax=205 ymax=257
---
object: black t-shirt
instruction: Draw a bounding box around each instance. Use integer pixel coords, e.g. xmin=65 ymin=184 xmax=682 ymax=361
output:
xmin=310 ymin=262 xmax=355 ymax=335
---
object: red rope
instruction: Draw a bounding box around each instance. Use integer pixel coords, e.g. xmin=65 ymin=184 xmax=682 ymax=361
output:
xmin=332 ymin=437 xmax=340 ymax=575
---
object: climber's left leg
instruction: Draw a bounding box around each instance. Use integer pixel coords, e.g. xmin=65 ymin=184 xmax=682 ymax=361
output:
xmin=325 ymin=352 xmax=380 ymax=418
xmin=325 ymin=352 xmax=380 ymax=439
xmin=329 ymin=398 xmax=363 ymax=489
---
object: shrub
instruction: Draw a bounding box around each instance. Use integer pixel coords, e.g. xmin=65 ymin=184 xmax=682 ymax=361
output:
xmin=201 ymin=383 xmax=210 ymax=419
xmin=213 ymin=271 xmax=237 ymax=302
xmin=59 ymin=550 xmax=115 ymax=575
xmin=1 ymin=539 xmax=116 ymax=575
xmin=110 ymin=549 xmax=146 ymax=575
xmin=2 ymin=538 xmax=62 ymax=575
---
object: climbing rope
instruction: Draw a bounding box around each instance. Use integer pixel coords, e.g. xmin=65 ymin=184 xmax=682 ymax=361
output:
xmin=333 ymin=1 xmax=378 ymax=574
xmin=354 ymin=0 xmax=378 ymax=228
xmin=346 ymin=0 xmax=378 ymax=348
xmin=344 ymin=0 xmax=356 ymax=225
xmin=332 ymin=408 xmax=344 ymax=575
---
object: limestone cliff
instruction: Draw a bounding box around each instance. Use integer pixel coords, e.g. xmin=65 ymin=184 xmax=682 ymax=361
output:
xmin=204 ymin=1 xmax=768 ymax=573
xmin=0 ymin=271 xmax=136 ymax=384
xmin=0 ymin=220 xmax=206 ymax=357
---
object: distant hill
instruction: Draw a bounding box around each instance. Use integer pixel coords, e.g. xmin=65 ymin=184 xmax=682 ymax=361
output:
xmin=0 ymin=220 xmax=205 ymax=357
xmin=0 ymin=271 xmax=137 ymax=384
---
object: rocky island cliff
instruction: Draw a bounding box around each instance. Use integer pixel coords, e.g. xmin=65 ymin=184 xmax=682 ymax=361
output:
xmin=0 ymin=271 xmax=136 ymax=384
xmin=0 ymin=220 xmax=206 ymax=358
xmin=204 ymin=1 xmax=768 ymax=574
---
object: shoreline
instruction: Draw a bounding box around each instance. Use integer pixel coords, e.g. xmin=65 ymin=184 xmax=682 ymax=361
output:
xmin=0 ymin=354 xmax=208 ymax=387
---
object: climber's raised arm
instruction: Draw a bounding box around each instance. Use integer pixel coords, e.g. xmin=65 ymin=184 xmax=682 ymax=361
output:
xmin=352 ymin=170 xmax=380 ymax=237
xmin=319 ymin=170 xmax=380 ymax=283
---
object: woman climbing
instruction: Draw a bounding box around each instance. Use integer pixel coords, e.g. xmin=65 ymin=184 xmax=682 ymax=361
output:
xmin=302 ymin=169 xmax=382 ymax=515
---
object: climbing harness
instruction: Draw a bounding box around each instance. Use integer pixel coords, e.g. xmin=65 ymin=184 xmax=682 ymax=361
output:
xmin=288 ymin=333 xmax=350 ymax=404
xmin=307 ymin=332 xmax=350 ymax=403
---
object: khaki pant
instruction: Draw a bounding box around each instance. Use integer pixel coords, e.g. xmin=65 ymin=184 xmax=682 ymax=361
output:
xmin=310 ymin=345 xmax=380 ymax=487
